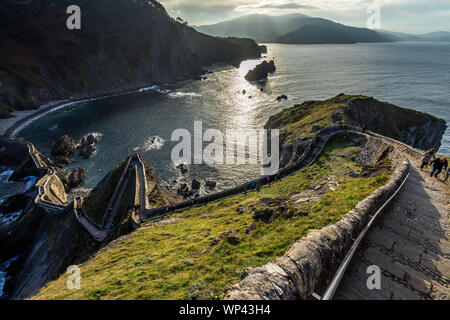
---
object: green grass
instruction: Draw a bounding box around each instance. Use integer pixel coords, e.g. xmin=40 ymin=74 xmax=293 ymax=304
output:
xmin=82 ymin=160 xmax=127 ymax=225
xmin=32 ymin=137 xmax=392 ymax=300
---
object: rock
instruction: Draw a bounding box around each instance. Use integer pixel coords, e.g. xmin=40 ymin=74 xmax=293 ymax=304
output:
xmin=68 ymin=168 xmax=85 ymax=189
xmin=259 ymin=45 xmax=268 ymax=54
xmin=246 ymin=223 xmax=256 ymax=235
xmin=86 ymin=134 xmax=98 ymax=145
xmin=226 ymin=230 xmax=241 ymax=245
xmin=245 ymin=60 xmax=276 ymax=82
xmin=79 ymin=145 xmax=96 ymax=159
xmin=51 ymin=135 xmax=75 ymax=158
xmin=176 ymin=163 xmax=188 ymax=174
xmin=276 ymin=95 xmax=288 ymax=101
xmin=52 ymin=156 xmax=71 ymax=168
xmin=311 ymin=125 xmax=321 ymax=133
xmin=55 ymin=168 xmax=69 ymax=188
xmin=209 ymin=230 xmax=241 ymax=247
xmin=252 ymin=208 xmax=274 ymax=223
xmin=177 ymin=183 xmax=193 ymax=198
xmin=191 ymin=179 xmax=201 ymax=190
xmin=205 ymin=180 xmax=217 ymax=189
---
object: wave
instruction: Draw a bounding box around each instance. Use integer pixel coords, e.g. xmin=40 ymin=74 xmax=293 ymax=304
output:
xmin=0 ymin=169 xmax=14 ymax=183
xmin=168 ymin=92 xmax=202 ymax=98
xmin=133 ymin=136 xmax=165 ymax=152
xmin=0 ymin=256 xmax=19 ymax=298
xmin=138 ymin=85 xmax=171 ymax=94
xmin=0 ymin=210 xmax=23 ymax=225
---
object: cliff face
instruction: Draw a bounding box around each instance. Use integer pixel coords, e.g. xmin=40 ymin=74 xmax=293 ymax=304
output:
xmin=333 ymin=96 xmax=447 ymax=151
xmin=266 ymin=95 xmax=447 ymax=167
xmin=0 ymin=0 xmax=260 ymax=118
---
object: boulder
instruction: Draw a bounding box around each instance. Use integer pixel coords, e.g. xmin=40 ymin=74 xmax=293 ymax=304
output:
xmin=86 ymin=134 xmax=99 ymax=145
xmin=276 ymin=95 xmax=288 ymax=101
xmin=225 ymin=230 xmax=241 ymax=245
xmin=176 ymin=163 xmax=188 ymax=174
xmin=55 ymin=168 xmax=69 ymax=188
xmin=52 ymin=156 xmax=71 ymax=168
xmin=177 ymin=183 xmax=193 ymax=198
xmin=51 ymin=135 xmax=75 ymax=158
xmin=68 ymin=168 xmax=85 ymax=189
xmin=259 ymin=45 xmax=268 ymax=54
xmin=245 ymin=60 xmax=276 ymax=82
xmin=252 ymin=208 xmax=274 ymax=223
xmin=191 ymin=179 xmax=201 ymax=190
xmin=79 ymin=145 xmax=96 ymax=159
xmin=205 ymin=180 xmax=217 ymax=188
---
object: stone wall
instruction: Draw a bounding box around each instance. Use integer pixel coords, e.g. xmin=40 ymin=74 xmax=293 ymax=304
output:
xmin=225 ymin=133 xmax=411 ymax=300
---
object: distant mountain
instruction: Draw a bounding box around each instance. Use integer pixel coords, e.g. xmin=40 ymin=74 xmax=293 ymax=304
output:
xmin=379 ymin=30 xmax=450 ymax=42
xmin=195 ymin=13 xmax=310 ymax=42
xmin=421 ymin=31 xmax=450 ymax=42
xmin=273 ymin=25 xmax=356 ymax=44
xmin=195 ymin=14 xmax=391 ymax=44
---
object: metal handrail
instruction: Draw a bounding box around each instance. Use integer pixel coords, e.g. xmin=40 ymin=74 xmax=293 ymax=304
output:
xmin=321 ymin=171 xmax=410 ymax=300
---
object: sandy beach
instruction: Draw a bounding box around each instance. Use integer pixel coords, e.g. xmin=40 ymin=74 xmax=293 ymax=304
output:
xmin=0 ymin=100 xmax=68 ymax=138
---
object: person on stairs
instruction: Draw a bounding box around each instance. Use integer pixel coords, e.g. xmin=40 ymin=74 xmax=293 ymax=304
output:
xmin=430 ymin=157 xmax=448 ymax=179
xmin=421 ymin=148 xmax=435 ymax=170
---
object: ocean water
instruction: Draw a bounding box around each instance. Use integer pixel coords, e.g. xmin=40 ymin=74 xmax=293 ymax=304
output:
xmin=16 ymin=42 xmax=450 ymax=190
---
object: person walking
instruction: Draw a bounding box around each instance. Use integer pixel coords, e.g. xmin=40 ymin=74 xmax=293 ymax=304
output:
xmin=421 ymin=149 xmax=435 ymax=170
xmin=430 ymin=157 xmax=448 ymax=178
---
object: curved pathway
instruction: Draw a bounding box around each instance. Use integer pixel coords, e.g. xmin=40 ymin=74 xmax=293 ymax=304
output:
xmin=335 ymin=153 xmax=449 ymax=300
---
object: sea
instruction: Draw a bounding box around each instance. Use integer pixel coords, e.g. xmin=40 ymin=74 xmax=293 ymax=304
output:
xmin=11 ymin=42 xmax=450 ymax=192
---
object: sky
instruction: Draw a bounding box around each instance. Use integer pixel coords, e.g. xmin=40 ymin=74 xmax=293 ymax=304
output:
xmin=159 ymin=0 xmax=450 ymax=34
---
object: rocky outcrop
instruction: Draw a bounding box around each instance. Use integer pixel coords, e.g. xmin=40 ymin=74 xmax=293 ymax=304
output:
xmin=68 ymin=168 xmax=85 ymax=189
xmin=334 ymin=96 xmax=447 ymax=151
xmin=0 ymin=0 xmax=261 ymax=118
xmin=266 ymin=95 xmax=447 ymax=167
xmin=245 ymin=60 xmax=276 ymax=81
xmin=51 ymin=135 xmax=75 ymax=162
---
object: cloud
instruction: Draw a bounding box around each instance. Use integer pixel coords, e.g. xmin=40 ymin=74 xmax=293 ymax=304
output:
xmin=235 ymin=1 xmax=317 ymax=11
xmin=159 ymin=0 xmax=450 ymax=33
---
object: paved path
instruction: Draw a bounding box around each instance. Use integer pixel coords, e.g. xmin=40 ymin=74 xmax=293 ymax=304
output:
xmin=335 ymin=159 xmax=450 ymax=300
xmin=74 ymin=198 xmax=107 ymax=242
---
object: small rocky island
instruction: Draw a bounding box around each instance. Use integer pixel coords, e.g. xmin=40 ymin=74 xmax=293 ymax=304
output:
xmin=245 ymin=60 xmax=276 ymax=81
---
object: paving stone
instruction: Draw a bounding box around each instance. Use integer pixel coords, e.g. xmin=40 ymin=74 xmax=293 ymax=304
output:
xmin=389 ymin=281 xmax=422 ymax=300
xmin=364 ymin=248 xmax=406 ymax=279
xmin=392 ymin=243 xmax=423 ymax=263
xmin=368 ymin=230 xmax=395 ymax=250
xmin=404 ymin=268 xmax=433 ymax=295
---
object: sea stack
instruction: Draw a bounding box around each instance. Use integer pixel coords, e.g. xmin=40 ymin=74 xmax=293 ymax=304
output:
xmin=245 ymin=60 xmax=276 ymax=82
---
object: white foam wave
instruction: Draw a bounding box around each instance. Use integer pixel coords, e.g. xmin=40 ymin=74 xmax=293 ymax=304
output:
xmin=0 ymin=256 xmax=19 ymax=298
xmin=134 ymin=136 xmax=165 ymax=152
xmin=138 ymin=85 xmax=171 ymax=94
xmin=0 ymin=210 xmax=23 ymax=225
xmin=168 ymin=92 xmax=202 ymax=98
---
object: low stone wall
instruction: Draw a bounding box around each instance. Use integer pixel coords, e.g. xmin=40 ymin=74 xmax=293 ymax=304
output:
xmin=225 ymin=136 xmax=411 ymax=300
